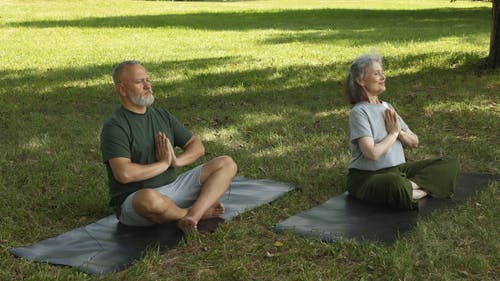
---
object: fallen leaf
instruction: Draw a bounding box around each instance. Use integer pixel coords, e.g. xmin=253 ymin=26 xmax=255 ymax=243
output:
xmin=274 ymin=241 xmax=284 ymax=247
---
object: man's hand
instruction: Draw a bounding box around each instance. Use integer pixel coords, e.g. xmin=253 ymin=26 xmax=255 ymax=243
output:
xmin=155 ymin=135 xmax=205 ymax=169
xmin=167 ymin=136 xmax=182 ymax=168
xmin=155 ymin=132 xmax=172 ymax=165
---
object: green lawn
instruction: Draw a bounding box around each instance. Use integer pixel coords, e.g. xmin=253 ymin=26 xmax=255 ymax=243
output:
xmin=1 ymin=0 xmax=498 ymax=280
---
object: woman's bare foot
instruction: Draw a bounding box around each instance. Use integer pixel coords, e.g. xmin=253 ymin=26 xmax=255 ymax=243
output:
xmin=410 ymin=180 xmax=420 ymax=190
xmin=201 ymin=202 xmax=225 ymax=220
xmin=412 ymin=189 xmax=428 ymax=200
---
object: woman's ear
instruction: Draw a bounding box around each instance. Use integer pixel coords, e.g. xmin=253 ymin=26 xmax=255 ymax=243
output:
xmin=355 ymin=77 xmax=365 ymax=87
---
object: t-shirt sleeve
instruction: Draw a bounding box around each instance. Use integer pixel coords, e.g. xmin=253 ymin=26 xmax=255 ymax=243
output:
xmin=349 ymin=108 xmax=372 ymax=142
xmin=168 ymin=113 xmax=193 ymax=148
xmin=100 ymin=121 xmax=130 ymax=163
xmin=398 ymin=115 xmax=409 ymax=132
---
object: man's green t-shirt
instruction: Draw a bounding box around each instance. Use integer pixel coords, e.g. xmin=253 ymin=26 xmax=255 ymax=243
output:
xmin=100 ymin=106 xmax=193 ymax=217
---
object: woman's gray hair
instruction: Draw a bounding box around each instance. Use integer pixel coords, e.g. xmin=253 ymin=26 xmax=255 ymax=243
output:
xmin=345 ymin=52 xmax=382 ymax=105
xmin=112 ymin=60 xmax=142 ymax=86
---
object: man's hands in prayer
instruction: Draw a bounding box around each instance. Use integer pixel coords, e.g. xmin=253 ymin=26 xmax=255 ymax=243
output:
xmin=155 ymin=132 xmax=172 ymax=166
xmin=155 ymin=132 xmax=182 ymax=168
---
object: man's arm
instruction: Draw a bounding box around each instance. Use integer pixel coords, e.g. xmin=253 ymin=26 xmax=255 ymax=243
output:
xmin=170 ymin=135 xmax=205 ymax=168
xmin=109 ymin=158 xmax=170 ymax=184
xmin=109 ymin=132 xmax=173 ymax=184
xmin=109 ymin=134 xmax=204 ymax=184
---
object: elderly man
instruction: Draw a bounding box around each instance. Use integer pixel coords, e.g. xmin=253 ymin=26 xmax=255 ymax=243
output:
xmin=101 ymin=60 xmax=237 ymax=232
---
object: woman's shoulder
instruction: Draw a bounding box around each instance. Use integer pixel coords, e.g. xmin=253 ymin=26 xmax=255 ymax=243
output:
xmin=351 ymin=101 xmax=377 ymax=112
xmin=352 ymin=101 xmax=392 ymax=110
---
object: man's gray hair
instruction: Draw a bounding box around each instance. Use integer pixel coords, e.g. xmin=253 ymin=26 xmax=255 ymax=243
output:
xmin=112 ymin=60 xmax=142 ymax=86
xmin=345 ymin=52 xmax=382 ymax=105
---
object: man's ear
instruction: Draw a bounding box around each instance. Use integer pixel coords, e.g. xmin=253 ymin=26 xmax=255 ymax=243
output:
xmin=116 ymin=83 xmax=127 ymax=97
xmin=355 ymin=77 xmax=365 ymax=87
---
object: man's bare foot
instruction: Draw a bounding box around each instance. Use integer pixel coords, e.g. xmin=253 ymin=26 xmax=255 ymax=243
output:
xmin=412 ymin=189 xmax=428 ymax=200
xmin=201 ymin=202 xmax=225 ymax=220
xmin=177 ymin=216 xmax=198 ymax=233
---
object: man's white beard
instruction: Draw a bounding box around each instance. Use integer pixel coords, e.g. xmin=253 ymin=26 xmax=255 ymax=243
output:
xmin=129 ymin=90 xmax=155 ymax=106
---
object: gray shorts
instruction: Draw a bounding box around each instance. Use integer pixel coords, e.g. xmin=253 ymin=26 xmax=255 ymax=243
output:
xmin=119 ymin=165 xmax=203 ymax=226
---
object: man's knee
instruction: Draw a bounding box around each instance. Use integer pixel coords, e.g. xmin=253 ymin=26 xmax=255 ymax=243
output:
xmin=209 ymin=155 xmax=238 ymax=175
xmin=133 ymin=188 xmax=170 ymax=214
xmin=220 ymin=155 xmax=238 ymax=175
xmin=200 ymin=156 xmax=237 ymax=184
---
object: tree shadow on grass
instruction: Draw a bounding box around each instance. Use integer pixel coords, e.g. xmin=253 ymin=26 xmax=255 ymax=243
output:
xmin=0 ymin=56 xmax=238 ymax=90
xmin=1 ymin=51 xmax=497 ymax=226
xmin=7 ymin=8 xmax=490 ymax=45
xmin=0 ymin=51 xmax=493 ymax=155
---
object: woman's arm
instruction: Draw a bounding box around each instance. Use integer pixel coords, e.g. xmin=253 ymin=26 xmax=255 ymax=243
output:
xmin=358 ymin=108 xmax=401 ymax=160
xmin=398 ymin=128 xmax=419 ymax=148
xmin=358 ymin=133 xmax=398 ymax=160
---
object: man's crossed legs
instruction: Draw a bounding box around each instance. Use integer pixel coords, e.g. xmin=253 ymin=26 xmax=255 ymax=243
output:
xmin=119 ymin=156 xmax=237 ymax=232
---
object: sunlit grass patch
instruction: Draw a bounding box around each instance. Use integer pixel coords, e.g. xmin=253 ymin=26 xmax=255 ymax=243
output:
xmin=0 ymin=0 xmax=498 ymax=280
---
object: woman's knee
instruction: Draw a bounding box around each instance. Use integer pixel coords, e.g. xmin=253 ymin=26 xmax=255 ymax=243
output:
xmin=370 ymin=174 xmax=410 ymax=195
xmin=382 ymin=176 xmax=414 ymax=208
xmin=372 ymin=173 xmax=404 ymax=186
xmin=444 ymin=157 xmax=460 ymax=171
xmin=387 ymin=176 xmax=411 ymax=192
xmin=357 ymin=173 xmax=414 ymax=209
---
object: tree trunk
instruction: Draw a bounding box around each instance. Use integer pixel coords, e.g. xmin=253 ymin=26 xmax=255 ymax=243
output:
xmin=488 ymin=0 xmax=500 ymax=68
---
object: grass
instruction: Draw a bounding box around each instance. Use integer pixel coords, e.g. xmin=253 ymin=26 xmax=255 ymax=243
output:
xmin=0 ymin=0 xmax=498 ymax=280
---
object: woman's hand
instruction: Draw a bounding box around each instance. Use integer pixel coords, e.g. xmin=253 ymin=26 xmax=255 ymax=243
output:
xmin=384 ymin=108 xmax=401 ymax=135
xmin=399 ymin=129 xmax=419 ymax=148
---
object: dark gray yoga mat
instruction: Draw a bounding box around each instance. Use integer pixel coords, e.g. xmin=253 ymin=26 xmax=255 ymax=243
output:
xmin=10 ymin=177 xmax=292 ymax=275
xmin=274 ymin=173 xmax=498 ymax=245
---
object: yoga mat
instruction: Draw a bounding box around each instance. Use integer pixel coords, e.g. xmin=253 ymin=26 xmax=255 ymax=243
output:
xmin=274 ymin=173 xmax=498 ymax=244
xmin=10 ymin=177 xmax=292 ymax=275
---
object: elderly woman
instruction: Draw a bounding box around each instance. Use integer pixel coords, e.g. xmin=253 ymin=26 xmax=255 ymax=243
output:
xmin=345 ymin=53 xmax=460 ymax=209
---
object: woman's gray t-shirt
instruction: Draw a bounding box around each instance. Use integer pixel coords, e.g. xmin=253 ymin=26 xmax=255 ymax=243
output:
xmin=348 ymin=101 xmax=409 ymax=171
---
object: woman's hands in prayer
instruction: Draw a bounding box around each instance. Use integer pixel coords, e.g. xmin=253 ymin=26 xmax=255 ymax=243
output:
xmin=384 ymin=108 xmax=401 ymax=136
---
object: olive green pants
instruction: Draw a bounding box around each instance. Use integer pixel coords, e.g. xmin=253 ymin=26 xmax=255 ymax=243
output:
xmin=346 ymin=158 xmax=460 ymax=210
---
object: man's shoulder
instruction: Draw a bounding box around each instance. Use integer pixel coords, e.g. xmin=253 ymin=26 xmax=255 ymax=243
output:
xmin=149 ymin=106 xmax=173 ymax=117
xmin=102 ymin=106 xmax=135 ymax=133
xmin=103 ymin=106 xmax=123 ymax=123
xmin=149 ymin=107 xmax=183 ymax=124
